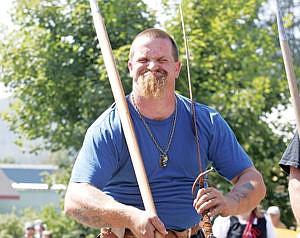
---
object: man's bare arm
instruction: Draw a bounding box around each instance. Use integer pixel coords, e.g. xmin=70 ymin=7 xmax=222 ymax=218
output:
xmin=194 ymin=166 xmax=266 ymax=217
xmin=64 ymin=182 xmax=135 ymax=228
xmin=64 ymin=182 xmax=167 ymax=237
xmin=225 ymin=166 xmax=266 ymax=215
xmin=289 ymin=166 xmax=300 ymax=226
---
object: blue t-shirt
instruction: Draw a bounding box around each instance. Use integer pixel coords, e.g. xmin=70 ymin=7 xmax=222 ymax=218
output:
xmin=70 ymin=94 xmax=253 ymax=230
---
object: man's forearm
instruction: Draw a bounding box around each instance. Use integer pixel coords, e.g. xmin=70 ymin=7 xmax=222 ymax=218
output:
xmin=64 ymin=182 xmax=135 ymax=229
xmin=289 ymin=167 xmax=300 ymax=226
xmin=226 ymin=167 xmax=266 ymax=215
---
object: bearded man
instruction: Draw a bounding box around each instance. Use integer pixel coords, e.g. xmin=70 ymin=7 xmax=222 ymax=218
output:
xmin=64 ymin=28 xmax=265 ymax=238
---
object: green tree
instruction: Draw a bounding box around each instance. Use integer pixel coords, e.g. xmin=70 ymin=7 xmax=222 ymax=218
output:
xmin=163 ymin=0 xmax=296 ymax=227
xmin=0 ymin=212 xmax=23 ymax=238
xmin=0 ymin=0 xmax=156 ymax=154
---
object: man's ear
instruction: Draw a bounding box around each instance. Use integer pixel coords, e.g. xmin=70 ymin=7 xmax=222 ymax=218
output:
xmin=175 ymin=61 xmax=182 ymax=78
xmin=128 ymin=61 xmax=133 ymax=77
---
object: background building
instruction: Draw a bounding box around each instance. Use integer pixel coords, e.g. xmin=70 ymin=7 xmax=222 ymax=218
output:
xmin=0 ymin=164 xmax=64 ymax=214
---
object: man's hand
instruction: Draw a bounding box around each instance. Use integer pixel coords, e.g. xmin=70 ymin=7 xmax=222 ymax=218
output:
xmin=129 ymin=210 xmax=167 ymax=238
xmin=193 ymin=166 xmax=266 ymax=217
xmin=193 ymin=187 xmax=233 ymax=217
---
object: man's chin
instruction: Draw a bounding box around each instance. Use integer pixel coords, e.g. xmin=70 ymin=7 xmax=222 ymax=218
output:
xmin=136 ymin=74 xmax=167 ymax=97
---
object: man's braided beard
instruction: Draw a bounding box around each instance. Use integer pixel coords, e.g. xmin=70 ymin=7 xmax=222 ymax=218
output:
xmin=137 ymin=71 xmax=167 ymax=98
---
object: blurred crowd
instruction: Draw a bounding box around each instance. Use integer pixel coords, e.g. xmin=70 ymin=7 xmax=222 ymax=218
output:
xmin=23 ymin=219 xmax=53 ymax=238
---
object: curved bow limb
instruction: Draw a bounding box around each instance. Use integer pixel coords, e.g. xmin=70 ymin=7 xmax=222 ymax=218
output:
xmin=191 ymin=167 xmax=216 ymax=238
xmin=275 ymin=0 xmax=300 ymax=136
xmin=89 ymin=1 xmax=164 ymax=237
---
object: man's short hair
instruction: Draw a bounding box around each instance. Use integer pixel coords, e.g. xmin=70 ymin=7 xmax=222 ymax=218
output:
xmin=129 ymin=28 xmax=179 ymax=61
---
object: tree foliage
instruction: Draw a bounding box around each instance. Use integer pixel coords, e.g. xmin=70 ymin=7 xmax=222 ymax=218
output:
xmin=0 ymin=0 xmax=156 ymax=153
xmin=0 ymin=212 xmax=23 ymax=238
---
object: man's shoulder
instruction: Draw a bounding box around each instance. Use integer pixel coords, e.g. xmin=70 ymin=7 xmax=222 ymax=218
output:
xmin=177 ymin=94 xmax=219 ymax=119
xmin=90 ymin=103 xmax=119 ymax=127
xmin=83 ymin=103 xmax=123 ymax=140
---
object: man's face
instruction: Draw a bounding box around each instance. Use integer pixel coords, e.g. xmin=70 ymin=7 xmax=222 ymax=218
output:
xmin=128 ymin=37 xmax=181 ymax=98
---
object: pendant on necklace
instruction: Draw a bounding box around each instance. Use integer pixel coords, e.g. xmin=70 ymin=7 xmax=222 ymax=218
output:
xmin=159 ymin=154 xmax=168 ymax=168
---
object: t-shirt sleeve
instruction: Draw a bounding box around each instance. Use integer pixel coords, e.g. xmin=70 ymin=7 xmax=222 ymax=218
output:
xmin=70 ymin=121 xmax=120 ymax=189
xmin=279 ymin=131 xmax=300 ymax=174
xmin=208 ymin=112 xmax=253 ymax=181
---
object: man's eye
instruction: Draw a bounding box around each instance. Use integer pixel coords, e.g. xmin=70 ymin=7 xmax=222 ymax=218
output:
xmin=159 ymin=59 xmax=169 ymax=63
xmin=137 ymin=59 xmax=148 ymax=63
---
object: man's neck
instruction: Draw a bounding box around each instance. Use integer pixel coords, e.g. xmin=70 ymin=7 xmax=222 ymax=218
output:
xmin=130 ymin=92 xmax=176 ymax=120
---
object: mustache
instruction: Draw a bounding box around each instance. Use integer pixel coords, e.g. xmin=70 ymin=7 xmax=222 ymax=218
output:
xmin=140 ymin=69 xmax=167 ymax=77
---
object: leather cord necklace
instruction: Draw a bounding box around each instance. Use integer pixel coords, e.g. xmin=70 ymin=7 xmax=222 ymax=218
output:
xmin=131 ymin=93 xmax=177 ymax=168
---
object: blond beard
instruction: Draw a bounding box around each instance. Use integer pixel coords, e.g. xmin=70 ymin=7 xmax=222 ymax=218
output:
xmin=136 ymin=72 xmax=167 ymax=98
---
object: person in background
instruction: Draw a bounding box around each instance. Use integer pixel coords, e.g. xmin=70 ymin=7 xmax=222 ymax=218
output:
xmin=279 ymin=131 xmax=300 ymax=227
xmin=34 ymin=219 xmax=45 ymax=238
xmin=266 ymin=206 xmax=287 ymax=229
xmin=64 ymin=28 xmax=266 ymax=238
xmin=23 ymin=222 xmax=35 ymax=238
xmin=212 ymin=206 xmax=276 ymax=238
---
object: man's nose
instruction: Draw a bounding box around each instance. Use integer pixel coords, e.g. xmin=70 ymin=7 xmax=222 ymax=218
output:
xmin=147 ymin=60 xmax=159 ymax=70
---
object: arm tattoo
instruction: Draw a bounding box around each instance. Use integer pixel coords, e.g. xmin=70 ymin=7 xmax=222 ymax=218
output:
xmin=71 ymin=188 xmax=114 ymax=228
xmin=231 ymin=182 xmax=254 ymax=204
xmin=73 ymin=208 xmax=112 ymax=228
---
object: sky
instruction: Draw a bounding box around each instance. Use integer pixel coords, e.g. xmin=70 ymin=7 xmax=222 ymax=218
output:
xmin=0 ymin=0 xmax=12 ymax=25
xmin=0 ymin=0 xmax=13 ymax=99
